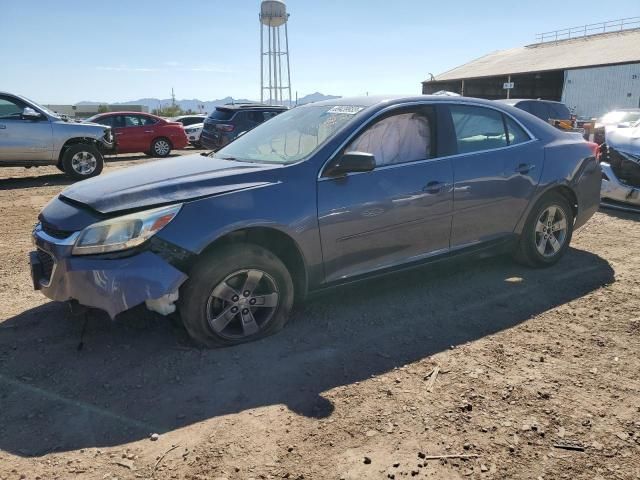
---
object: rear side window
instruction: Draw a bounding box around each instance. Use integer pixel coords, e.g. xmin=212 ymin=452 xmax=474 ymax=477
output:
xmin=246 ymin=111 xmax=265 ymax=123
xmin=449 ymin=105 xmax=507 ymax=154
xmin=139 ymin=116 xmax=158 ymax=126
xmin=504 ymin=116 xmax=530 ymax=146
xmin=208 ymin=108 xmax=234 ymax=121
xmin=528 ymin=102 xmax=550 ymax=121
xmin=548 ymin=103 xmax=571 ymax=120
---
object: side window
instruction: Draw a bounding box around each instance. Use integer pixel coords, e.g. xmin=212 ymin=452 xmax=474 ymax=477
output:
xmin=123 ymin=115 xmax=143 ymax=127
xmin=549 ymin=103 xmax=571 ymax=120
xmin=263 ymin=111 xmax=279 ymax=121
xmin=0 ymin=96 xmax=27 ymax=119
xmin=529 ymin=102 xmax=550 ymax=121
xmin=345 ymin=109 xmax=434 ymax=166
xmin=247 ymin=111 xmax=264 ymax=123
xmin=449 ymin=105 xmax=507 ymax=154
xmin=504 ymin=116 xmax=531 ymax=146
xmin=139 ymin=116 xmax=157 ymax=126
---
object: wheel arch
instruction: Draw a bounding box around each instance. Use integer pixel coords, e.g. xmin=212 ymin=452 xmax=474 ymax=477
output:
xmin=515 ymin=183 xmax=578 ymax=235
xmin=57 ymin=137 xmax=103 ymax=165
xmin=196 ymin=226 xmax=308 ymax=302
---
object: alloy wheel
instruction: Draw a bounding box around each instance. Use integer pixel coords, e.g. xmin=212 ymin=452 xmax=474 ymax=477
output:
xmin=70 ymin=151 xmax=97 ymax=175
xmin=534 ymin=205 xmax=568 ymax=257
xmin=206 ymin=269 xmax=279 ymax=339
xmin=154 ymin=140 xmax=170 ymax=156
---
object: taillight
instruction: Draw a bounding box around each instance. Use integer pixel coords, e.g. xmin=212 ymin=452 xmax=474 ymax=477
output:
xmin=586 ymin=141 xmax=600 ymax=161
xmin=215 ymin=124 xmax=235 ymax=132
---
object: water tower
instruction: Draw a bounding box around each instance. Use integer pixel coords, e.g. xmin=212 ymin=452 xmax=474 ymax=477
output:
xmin=260 ymin=0 xmax=292 ymax=105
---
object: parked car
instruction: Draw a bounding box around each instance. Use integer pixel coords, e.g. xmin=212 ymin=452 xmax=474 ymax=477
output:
xmin=171 ymin=114 xmax=207 ymax=127
xmin=184 ymin=122 xmax=204 ymax=148
xmin=85 ymin=112 xmax=188 ymax=157
xmin=200 ymin=103 xmax=287 ymax=150
xmin=30 ymin=96 xmax=601 ymax=347
xmin=497 ymin=99 xmax=576 ymax=131
xmin=600 ymin=120 xmax=640 ymax=212
xmin=593 ymin=108 xmax=640 ymax=145
xmin=0 ymin=91 xmax=114 ymax=179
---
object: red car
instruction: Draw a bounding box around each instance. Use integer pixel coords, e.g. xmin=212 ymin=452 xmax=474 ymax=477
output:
xmin=85 ymin=112 xmax=188 ymax=157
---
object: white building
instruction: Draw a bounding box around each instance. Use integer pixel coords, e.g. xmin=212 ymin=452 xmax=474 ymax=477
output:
xmin=423 ymin=19 xmax=640 ymax=118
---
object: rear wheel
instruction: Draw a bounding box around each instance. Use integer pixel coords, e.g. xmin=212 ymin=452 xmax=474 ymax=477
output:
xmin=151 ymin=138 xmax=172 ymax=157
xmin=61 ymin=144 xmax=104 ymax=180
xmin=179 ymin=244 xmax=294 ymax=347
xmin=514 ymin=192 xmax=574 ymax=267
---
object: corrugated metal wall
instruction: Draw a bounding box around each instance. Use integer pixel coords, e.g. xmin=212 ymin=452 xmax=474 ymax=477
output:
xmin=562 ymin=63 xmax=640 ymax=118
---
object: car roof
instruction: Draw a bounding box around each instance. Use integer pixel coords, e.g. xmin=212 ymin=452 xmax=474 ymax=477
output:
xmin=495 ymin=98 xmax=567 ymax=106
xmin=96 ymin=111 xmax=164 ymax=119
xmin=216 ymin=103 xmax=288 ymax=111
xmin=305 ymin=94 xmax=522 ymax=109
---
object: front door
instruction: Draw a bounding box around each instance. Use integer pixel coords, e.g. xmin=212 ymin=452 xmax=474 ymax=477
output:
xmin=446 ymin=104 xmax=542 ymax=248
xmin=0 ymin=95 xmax=53 ymax=162
xmin=114 ymin=115 xmax=151 ymax=153
xmin=317 ymin=106 xmax=453 ymax=283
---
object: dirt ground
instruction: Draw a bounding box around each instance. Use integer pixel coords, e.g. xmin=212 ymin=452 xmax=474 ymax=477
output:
xmin=0 ymin=152 xmax=639 ymax=480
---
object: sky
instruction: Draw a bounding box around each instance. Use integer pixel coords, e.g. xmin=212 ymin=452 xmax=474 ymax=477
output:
xmin=2 ymin=0 xmax=639 ymax=104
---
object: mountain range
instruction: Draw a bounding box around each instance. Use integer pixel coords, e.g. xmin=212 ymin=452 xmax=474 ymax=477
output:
xmin=77 ymin=92 xmax=341 ymax=112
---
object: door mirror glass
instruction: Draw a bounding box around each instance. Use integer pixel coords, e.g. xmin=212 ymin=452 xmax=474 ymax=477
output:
xmin=22 ymin=107 xmax=43 ymax=120
xmin=323 ymin=152 xmax=376 ymax=178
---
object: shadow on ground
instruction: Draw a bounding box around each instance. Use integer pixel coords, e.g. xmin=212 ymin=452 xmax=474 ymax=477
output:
xmin=0 ymin=248 xmax=613 ymax=456
xmin=599 ymin=205 xmax=640 ymax=221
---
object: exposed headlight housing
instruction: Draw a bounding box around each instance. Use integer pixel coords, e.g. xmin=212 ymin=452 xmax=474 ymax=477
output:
xmin=72 ymin=204 xmax=182 ymax=255
xmin=185 ymin=127 xmax=197 ymax=134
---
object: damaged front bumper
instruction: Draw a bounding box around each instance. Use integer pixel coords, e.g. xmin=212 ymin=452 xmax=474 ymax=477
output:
xmin=30 ymin=224 xmax=188 ymax=318
xmin=600 ymin=146 xmax=640 ymax=211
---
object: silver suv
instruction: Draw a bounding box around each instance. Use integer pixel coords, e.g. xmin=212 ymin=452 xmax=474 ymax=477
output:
xmin=0 ymin=92 xmax=114 ymax=179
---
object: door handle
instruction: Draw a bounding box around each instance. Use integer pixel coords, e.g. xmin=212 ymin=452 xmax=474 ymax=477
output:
xmin=115 ymin=132 xmax=123 ymax=135
xmin=144 ymin=130 xmax=154 ymax=133
xmin=515 ymin=163 xmax=535 ymax=174
xmin=0 ymin=125 xmax=6 ymax=129
xmin=424 ymin=181 xmax=443 ymax=194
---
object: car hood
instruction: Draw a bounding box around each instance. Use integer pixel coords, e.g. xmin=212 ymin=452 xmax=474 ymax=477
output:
xmin=607 ymin=125 xmax=640 ymax=154
xmin=60 ymin=154 xmax=282 ymax=214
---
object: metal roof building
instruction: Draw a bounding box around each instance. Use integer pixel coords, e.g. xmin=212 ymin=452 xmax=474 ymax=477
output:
xmin=422 ymin=19 xmax=640 ymax=117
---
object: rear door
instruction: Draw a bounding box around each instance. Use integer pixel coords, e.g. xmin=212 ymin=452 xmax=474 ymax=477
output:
xmin=0 ymin=95 xmax=53 ymax=162
xmin=446 ymin=104 xmax=542 ymax=248
xmin=317 ymin=105 xmax=454 ymax=282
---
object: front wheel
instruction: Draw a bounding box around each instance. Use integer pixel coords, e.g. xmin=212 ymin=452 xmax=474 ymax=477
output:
xmin=179 ymin=244 xmax=294 ymax=347
xmin=151 ymin=138 xmax=172 ymax=157
xmin=61 ymin=144 xmax=104 ymax=180
xmin=513 ymin=192 xmax=574 ymax=267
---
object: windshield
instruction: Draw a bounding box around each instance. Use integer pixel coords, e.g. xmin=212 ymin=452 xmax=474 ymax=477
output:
xmin=213 ymin=105 xmax=364 ymax=164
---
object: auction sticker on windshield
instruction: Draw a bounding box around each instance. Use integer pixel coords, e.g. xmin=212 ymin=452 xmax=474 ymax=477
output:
xmin=327 ymin=106 xmax=364 ymax=115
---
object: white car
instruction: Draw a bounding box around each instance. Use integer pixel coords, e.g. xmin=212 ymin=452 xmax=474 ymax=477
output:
xmin=184 ymin=122 xmax=204 ymax=148
xmin=171 ymin=115 xmax=206 ymax=148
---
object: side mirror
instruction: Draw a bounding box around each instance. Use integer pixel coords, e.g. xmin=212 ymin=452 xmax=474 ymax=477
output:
xmin=323 ymin=152 xmax=376 ymax=178
xmin=22 ymin=107 xmax=43 ymax=120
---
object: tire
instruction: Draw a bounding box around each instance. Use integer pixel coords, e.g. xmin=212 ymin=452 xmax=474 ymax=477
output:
xmin=61 ymin=144 xmax=104 ymax=180
xmin=513 ymin=192 xmax=574 ymax=267
xmin=178 ymin=243 xmax=294 ymax=348
xmin=150 ymin=138 xmax=172 ymax=157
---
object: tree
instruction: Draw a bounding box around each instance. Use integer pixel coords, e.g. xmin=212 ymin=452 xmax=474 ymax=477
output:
xmin=97 ymin=104 xmax=109 ymax=113
xmin=151 ymin=105 xmax=184 ymax=117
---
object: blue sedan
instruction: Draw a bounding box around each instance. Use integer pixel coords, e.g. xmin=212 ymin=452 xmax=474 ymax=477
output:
xmin=30 ymin=96 xmax=602 ymax=347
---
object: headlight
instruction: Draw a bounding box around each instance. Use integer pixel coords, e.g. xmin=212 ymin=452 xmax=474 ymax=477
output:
xmin=72 ymin=204 xmax=181 ymax=255
xmin=185 ymin=127 xmax=197 ymax=134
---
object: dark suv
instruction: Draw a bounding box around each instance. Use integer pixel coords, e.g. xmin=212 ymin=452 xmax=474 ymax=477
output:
xmin=200 ymin=104 xmax=287 ymax=150
xmin=497 ymin=99 xmax=575 ymax=130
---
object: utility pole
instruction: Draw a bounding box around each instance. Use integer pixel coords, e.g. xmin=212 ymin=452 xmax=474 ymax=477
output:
xmin=171 ymin=88 xmax=176 ymax=107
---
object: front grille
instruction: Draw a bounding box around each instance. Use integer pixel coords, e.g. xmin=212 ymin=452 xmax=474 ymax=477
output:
xmin=41 ymin=222 xmax=74 ymax=240
xmin=37 ymin=249 xmax=55 ymax=283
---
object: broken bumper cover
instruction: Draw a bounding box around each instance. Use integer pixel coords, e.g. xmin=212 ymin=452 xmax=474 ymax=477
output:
xmin=30 ymin=224 xmax=187 ymax=318
xmin=601 ymin=162 xmax=640 ymax=210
